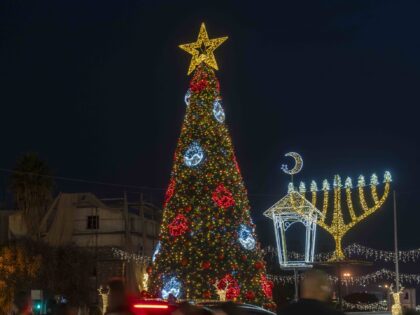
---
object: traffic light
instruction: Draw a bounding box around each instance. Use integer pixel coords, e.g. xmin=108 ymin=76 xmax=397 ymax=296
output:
xmin=33 ymin=300 xmax=42 ymax=314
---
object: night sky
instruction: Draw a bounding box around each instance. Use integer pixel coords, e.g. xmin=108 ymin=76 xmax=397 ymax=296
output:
xmin=1 ymin=0 xmax=420 ymax=255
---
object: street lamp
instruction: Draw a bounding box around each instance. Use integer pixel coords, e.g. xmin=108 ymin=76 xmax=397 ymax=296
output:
xmin=343 ymin=272 xmax=351 ymax=296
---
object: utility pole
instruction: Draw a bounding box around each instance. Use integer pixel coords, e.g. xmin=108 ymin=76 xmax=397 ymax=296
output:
xmin=393 ymin=190 xmax=400 ymax=291
xmin=140 ymin=193 xmax=146 ymax=256
xmin=123 ymin=192 xmax=130 ymax=247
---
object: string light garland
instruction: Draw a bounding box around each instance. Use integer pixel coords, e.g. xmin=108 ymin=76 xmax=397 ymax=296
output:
xmin=342 ymin=300 xmax=387 ymax=311
xmin=267 ymin=269 xmax=420 ymax=285
xmin=150 ymin=24 xmax=274 ymax=308
xmin=111 ymin=248 xmax=151 ymax=263
xmin=264 ymin=243 xmax=420 ymax=263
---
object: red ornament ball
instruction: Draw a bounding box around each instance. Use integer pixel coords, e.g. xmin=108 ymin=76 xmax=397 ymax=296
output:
xmin=212 ymin=184 xmax=235 ymax=209
xmin=261 ymin=275 xmax=274 ymax=298
xmin=201 ymin=261 xmax=211 ymax=270
xmin=168 ymin=214 xmax=189 ymax=237
xmin=181 ymin=258 xmax=189 ymax=266
xmin=202 ymin=291 xmax=212 ymax=299
xmin=190 ymin=79 xmax=208 ymax=93
xmin=245 ymin=291 xmax=255 ymax=300
xmin=254 ymin=261 xmax=264 ymax=270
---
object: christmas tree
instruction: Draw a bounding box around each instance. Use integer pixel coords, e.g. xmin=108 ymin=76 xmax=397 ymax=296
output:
xmin=149 ymin=23 xmax=274 ymax=308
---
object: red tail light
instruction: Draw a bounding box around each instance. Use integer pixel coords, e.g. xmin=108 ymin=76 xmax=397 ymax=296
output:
xmin=133 ymin=304 xmax=169 ymax=309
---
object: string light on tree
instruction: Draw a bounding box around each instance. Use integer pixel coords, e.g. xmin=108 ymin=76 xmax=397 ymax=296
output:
xmin=150 ymin=23 xmax=274 ymax=309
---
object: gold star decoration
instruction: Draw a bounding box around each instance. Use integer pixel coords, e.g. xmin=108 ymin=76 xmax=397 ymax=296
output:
xmin=179 ymin=23 xmax=228 ymax=75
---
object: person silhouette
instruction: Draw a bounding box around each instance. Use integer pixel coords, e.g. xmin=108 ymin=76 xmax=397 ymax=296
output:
xmin=279 ymin=269 xmax=344 ymax=315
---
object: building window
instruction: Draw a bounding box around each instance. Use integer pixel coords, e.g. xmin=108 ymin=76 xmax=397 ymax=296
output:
xmin=87 ymin=215 xmax=99 ymax=230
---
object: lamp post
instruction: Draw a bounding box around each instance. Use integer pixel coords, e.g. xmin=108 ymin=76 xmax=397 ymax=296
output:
xmin=343 ymin=272 xmax=351 ymax=296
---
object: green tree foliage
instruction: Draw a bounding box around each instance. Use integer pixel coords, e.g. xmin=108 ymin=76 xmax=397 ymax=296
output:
xmin=0 ymin=240 xmax=95 ymax=312
xmin=0 ymin=243 xmax=41 ymax=314
xmin=9 ymin=153 xmax=54 ymax=238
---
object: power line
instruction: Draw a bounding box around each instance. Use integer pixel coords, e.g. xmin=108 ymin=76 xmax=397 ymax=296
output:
xmin=1 ymin=167 xmax=419 ymax=197
xmin=0 ymin=168 xmax=165 ymax=191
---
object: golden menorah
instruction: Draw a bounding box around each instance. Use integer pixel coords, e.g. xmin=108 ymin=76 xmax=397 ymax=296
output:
xmin=293 ymin=171 xmax=392 ymax=261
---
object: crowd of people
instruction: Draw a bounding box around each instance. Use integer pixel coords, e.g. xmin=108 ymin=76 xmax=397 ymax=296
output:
xmin=11 ymin=269 xmax=406 ymax=315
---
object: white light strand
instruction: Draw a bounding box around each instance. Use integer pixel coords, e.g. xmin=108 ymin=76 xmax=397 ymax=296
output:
xmin=263 ymin=243 xmax=420 ymax=263
xmin=111 ymin=248 xmax=151 ymax=263
xmin=268 ymin=269 xmax=420 ymax=286
xmin=342 ymin=300 xmax=388 ymax=312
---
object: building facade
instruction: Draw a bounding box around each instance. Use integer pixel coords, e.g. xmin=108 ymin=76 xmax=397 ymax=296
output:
xmin=8 ymin=192 xmax=161 ymax=304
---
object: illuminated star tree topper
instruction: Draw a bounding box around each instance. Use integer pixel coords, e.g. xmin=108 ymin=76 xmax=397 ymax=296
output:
xmin=179 ymin=23 xmax=228 ymax=75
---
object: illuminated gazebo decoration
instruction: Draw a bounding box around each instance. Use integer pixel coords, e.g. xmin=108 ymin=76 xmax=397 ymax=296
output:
xmin=264 ymin=183 xmax=322 ymax=268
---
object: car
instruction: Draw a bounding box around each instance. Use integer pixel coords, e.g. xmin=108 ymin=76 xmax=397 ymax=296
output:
xmin=129 ymin=298 xmax=276 ymax=315
xmin=197 ymin=301 xmax=276 ymax=315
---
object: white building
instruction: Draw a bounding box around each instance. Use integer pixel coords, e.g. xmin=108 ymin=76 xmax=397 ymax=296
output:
xmin=9 ymin=192 xmax=160 ymax=253
xmin=8 ymin=192 xmax=161 ymax=297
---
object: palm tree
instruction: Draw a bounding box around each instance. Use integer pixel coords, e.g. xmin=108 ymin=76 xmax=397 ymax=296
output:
xmin=9 ymin=153 xmax=54 ymax=238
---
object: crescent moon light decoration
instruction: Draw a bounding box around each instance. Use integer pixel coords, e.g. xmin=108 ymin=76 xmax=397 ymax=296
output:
xmin=281 ymin=152 xmax=303 ymax=175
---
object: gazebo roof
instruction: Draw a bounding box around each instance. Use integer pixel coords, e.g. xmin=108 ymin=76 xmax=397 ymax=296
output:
xmin=263 ymin=190 xmax=323 ymax=220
